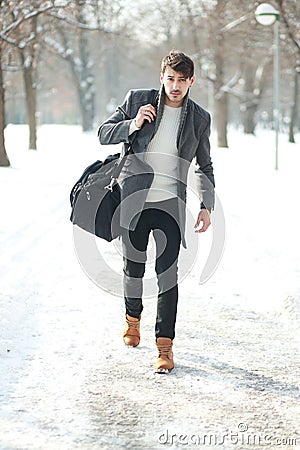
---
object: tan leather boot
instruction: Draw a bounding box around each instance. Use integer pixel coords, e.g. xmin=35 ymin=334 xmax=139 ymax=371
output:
xmin=154 ymin=337 xmax=174 ymax=373
xmin=123 ymin=314 xmax=141 ymax=347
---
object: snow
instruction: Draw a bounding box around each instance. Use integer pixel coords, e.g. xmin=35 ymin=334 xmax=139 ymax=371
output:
xmin=0 ymin=124 xmax=299 ymax=449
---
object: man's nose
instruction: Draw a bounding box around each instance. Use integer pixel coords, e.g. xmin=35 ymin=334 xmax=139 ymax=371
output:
xmin=172 ymin=80 xmax=179 ymax=90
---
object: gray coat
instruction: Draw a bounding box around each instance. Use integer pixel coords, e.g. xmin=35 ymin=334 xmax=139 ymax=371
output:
xmin=98 ymin=86 xmax=215 ymax=248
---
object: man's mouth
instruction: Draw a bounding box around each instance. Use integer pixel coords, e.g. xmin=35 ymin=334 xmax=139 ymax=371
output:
xmin=171 ymin=92 xmax=180 ymax=96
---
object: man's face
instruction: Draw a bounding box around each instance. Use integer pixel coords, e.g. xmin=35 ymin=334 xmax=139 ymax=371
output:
xmin=160 ymin=67 xmax=194 ymax=107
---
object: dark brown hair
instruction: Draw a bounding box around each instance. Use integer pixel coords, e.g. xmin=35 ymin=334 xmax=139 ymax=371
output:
xmin=161 ymin=50 xmax=194 ymax=78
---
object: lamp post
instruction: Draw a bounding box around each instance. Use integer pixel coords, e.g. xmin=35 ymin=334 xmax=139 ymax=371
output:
xmin=255 ymin=3 xmax=280 ymax=170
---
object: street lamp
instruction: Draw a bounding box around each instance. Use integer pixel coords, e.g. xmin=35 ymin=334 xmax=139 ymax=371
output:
xmin=255 ymin=3 xmax=280 ymax=170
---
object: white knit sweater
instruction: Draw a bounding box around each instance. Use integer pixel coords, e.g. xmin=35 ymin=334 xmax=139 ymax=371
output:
xmin=143 ymin=105 xmax=182 ymax=202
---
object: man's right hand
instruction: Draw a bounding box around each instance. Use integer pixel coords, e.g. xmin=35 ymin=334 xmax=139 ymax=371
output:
xmin=134 ymin=104 xmax=156 ymax=128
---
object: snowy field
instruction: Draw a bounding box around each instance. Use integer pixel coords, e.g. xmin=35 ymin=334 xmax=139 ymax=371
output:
xmin=0 ymin=124 xmax=299 ymax=449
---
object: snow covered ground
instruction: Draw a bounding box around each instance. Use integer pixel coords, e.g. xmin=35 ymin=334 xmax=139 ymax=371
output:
xmin=0 ymin=124 xmax=299 ymax=449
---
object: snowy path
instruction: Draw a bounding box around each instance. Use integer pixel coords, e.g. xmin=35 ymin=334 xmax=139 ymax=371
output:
xmin=0 ymin=126 xmax=299 ymax=449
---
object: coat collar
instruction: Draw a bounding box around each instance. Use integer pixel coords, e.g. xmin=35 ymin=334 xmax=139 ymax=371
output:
xmin=154 ymin=85 xmax=190 ymax=139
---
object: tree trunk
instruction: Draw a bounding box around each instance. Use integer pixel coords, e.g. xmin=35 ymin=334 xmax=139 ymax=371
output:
xmin=25 ymin=67 xmax=37 ymax=150
xmin=242 ymin=66 xmax=258 ymax=134
xmin=243 ymin=104 xmax=257 ymax=134
xmin=18 ymin=14 xmax=38 ymax=150
xmin=20 ymin=51 xmax=37 ymax=150
xmin=63 ymin=29 xmax=95 ymax=132
xmin=0 ymin=46 xmax=10 ymax=167
xmin=215 ymin=92 xmax=229 ymax=148
xmin=80 ymin=93 xmax=94 ymax=132
xmin=78 ymin=26 xmax=94 ymax=132
xmin=214 ymin=33 xmax=228 ymax=148
xmin=289 ymin=69 xmax=299 ymax=143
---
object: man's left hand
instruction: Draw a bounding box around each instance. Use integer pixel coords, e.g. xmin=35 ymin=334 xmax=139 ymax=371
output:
xmin=194 ymin=209 xmax=211 ymax=233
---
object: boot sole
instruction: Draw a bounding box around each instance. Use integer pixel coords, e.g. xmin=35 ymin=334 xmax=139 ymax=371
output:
xmin=155 ymin=367 xmax=173 ymax=374
xmin=123 ymin=341 xmax=140 ymax=347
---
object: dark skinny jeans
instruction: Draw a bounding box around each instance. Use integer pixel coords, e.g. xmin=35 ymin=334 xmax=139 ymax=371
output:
xmin=121 ymin=198 xmax=181 ymax=340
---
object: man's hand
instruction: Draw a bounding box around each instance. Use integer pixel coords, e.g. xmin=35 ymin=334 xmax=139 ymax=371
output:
xmin=134 ymin=104 xmax=156 ymax=128
xmin=194 ymin=209 xmax=211 ymax=233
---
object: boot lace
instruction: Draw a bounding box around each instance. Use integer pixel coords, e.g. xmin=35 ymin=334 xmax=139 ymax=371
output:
xmin=157 ymin=342 xmax=172 ymax=358
xmin=126 ymin=318 xmax=140 ymax=330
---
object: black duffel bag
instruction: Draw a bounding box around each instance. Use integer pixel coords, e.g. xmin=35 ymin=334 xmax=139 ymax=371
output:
xmin=70 ymin=152 xmax=126 ymax=241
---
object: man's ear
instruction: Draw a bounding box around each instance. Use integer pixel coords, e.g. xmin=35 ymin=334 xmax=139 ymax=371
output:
xmin=189 ymin=76 xmax=195 ymax=87
xmin=160 ymin=72 xmax=164 ymax=83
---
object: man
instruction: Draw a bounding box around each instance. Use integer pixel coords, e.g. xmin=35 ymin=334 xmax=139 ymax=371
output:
xmin=98 ymin=50 xmax=215 ymax=373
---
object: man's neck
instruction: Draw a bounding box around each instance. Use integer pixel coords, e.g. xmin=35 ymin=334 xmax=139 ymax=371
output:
xmin=164 ymin=98 xmax=183 ymax=108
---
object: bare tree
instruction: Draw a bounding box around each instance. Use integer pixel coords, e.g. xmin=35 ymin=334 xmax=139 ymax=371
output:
xmin=276 ymin=0 xmax=300 ymax=142
xmin=220 ymin=4 xmax=273 ymax=136
xmin=0 ymin=42 xmax=9 ymax=166
xmin=178 ymin=0 xmax=232 ymax=147
xmin=288 ymin=66 xmax=299 ymax=143
xmin=0 ymin=0 xmax=102 ymax=160
xmin=174 ymin=0 xmax=298 ymax=142
xmin=42 ymin=1 xmax=98 ymax=131
xmin=0 ymin=0 xmax=58 ymax=160
xmin=41 ymin=0 xmax=128 ymax=131
xmin=16 ymin=13 xmax=39 ymax=150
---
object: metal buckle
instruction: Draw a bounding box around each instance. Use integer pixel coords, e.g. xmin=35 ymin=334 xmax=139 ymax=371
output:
xmin=104 ymin=177 xmax=115 ymax=192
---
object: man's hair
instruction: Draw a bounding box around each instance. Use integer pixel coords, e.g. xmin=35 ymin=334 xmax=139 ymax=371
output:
xmin=161 ymin=50 xmax=194 ymax=78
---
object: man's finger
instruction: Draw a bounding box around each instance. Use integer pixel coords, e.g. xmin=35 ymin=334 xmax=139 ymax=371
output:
xmin=145 ymin=104 xmax=156 ymax=115
xmin=194 ymin=215 xmax=211 ymax=233
xmin=143 ymin=105 xmax=156 ymax=122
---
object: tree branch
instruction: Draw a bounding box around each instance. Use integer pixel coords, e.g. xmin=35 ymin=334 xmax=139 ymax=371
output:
xmin=2 ymin=4 xmax=54 ymax=37
xmin=276 ymin=0 xmax=300 ymax=53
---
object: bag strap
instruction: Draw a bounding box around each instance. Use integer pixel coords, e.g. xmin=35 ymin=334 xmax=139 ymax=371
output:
xmin=104 ymin=106 xmax=135 ymax=192
xmin=105 ymin=91 xmax=158 ymax=192
xmin=104 ymin=152 xmax=129 ymax=192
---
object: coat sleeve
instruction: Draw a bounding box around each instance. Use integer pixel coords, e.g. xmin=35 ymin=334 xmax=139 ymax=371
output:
xmin=97 ymin=90 xmax=135 ymax=145
xmin=195 ymin=114 xmax=215 ymax=211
